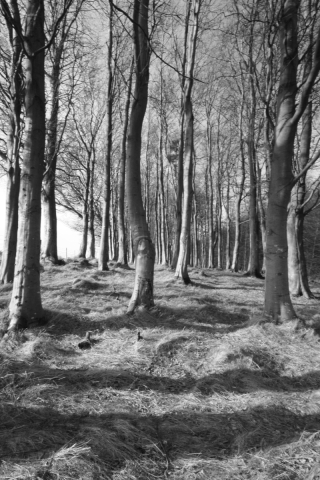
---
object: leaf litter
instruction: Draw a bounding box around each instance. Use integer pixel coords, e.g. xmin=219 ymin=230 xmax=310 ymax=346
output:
xmin=0 ymin=264 xmax=320 ymax=478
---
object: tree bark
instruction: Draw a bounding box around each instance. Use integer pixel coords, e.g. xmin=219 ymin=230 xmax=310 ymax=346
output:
xmin=175 ymin=0 xmax=200 ymax=284
xmin=171 ymin=0 xmax=191 ymax=270
xmin=78 ymin=153 xmax=91 ymax=258
xmin=42 ymin=18 xmax=66 ymax=265
xmin=264 ymin=0 xmax=299 ymax=322
xmin=231 ymin=99 xmax=245 ymax=272
xmin=8 ymin=0 xmax=45 ymax=330
xmin=126 ymin=0 xmax=155 ymax=313
xmin=99 ymin=0 xmax=113 ymax=271
xmin=158 ymin=73 xmax=167 ymax=265
xmin=117 ymin=57 xmax=133 ymax=266
xmin=88 ymin=148 xmax=96 ymax=259
xmin=0 ymin=0 xmax=22 ymax=284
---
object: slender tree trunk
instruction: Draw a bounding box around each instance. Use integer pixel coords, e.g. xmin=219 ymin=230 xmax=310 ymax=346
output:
xmin=175 ymin=0 xmax=200 ymax=284
xmin=42 ymin=24 xmax=66 ymax=265
xmin=171 ymin=0 xmax=191 ymax=270
xmin=288 ymin=14 xmax=314 ymax=299
xmin=99 ymin=0 xmax=113 ymax=271
xmin=79 ymin=154 xmax=91 ymax=258
xmin=257 ymin=159 xmax=267 ymax=274
xmin=216 ymin=183 xmax=222 ymax=270
xmin=231 ymin=118 xmax=245 ymax=271
xmin=225 ymin=183 xmax=231 ymax=270
xmin=8 ymin=0 xmax=45 ymax=330
xmin=88 ymin=149 xmax=96 ymax=259
xmin=117 ymin=58 xmax=133 ymax=265
xmin=158 ymin=77 xmax=167 ymax=265
xmin=287 ymin=198 xmax=301 ymax=295
xmin=126 ymin=0 xmax=155 ymax=313
xmin=246 ymin=81 xmax=261 ymax=277
xmin=0 ymin=0 xmax=22 ymax=284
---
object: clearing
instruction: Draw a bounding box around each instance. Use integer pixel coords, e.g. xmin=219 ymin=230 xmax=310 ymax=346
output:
xmin=1 ymin=262 xmax=320 ymax=479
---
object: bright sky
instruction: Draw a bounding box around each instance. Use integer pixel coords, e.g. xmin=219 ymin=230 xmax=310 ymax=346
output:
xmin=0 ymin=176 xmax=83 ymax=260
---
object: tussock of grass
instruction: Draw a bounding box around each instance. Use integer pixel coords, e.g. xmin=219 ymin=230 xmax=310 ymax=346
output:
xmin=1 ymin=263 xmax=320 ymax=478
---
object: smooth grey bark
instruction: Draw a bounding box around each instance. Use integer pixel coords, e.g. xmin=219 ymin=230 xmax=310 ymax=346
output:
xmin=0 ymin=0 xmax=22 ymax=284
xmin=171 ymin=0 xmax=191 ymax=270
xmin=116 ymin=57 xmax=133 ymax=266
xmin=8 ymin=0 xmax=46 ymax=329
xmin=126 ymin=0 xmax=155 ymax=313
xmin=264 ymin=0 xmax=320 ymax=322
xmin=99 ymin=0 xmax=113 ymax=271
xmin=175 ymin=0 xmax=200 ymax=284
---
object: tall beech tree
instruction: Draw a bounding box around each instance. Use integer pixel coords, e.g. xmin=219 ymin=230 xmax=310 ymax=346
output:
xmin=116 ymin=57 xmax=133 ymax=266
xmin=3 ymin=0 xmax=75 ymax=330
xmin=42 ymin=0 xmax=84 ymax=264
xmin=99 ymin=0 xmax=113 ymax=271
xmin=175 ymin=0 xmax=200 ymax=284
xmin=171 ymin=0 xmax=191 ymax=270
xmin=0 ymin=0 xmax=22 ymax=284
xmin=264 ymin=0 xmax=320 ymax=323
xmin=126 ymin=0 xmax=155 ymax=313
xmin=5 ymin=0 xmax=46 ymax=330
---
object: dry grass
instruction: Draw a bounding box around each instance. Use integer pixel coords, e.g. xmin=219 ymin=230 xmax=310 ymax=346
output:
xmin=1 ymin=263 xmax=320 ymax=479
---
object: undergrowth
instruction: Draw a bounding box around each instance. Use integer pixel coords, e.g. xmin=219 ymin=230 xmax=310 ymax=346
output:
xmin=0 ymin=264 xmax=320 ymax=479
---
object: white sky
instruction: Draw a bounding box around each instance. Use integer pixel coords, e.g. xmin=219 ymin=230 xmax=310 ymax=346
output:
xmin=0 ymin=176 xmax=83 ymax=259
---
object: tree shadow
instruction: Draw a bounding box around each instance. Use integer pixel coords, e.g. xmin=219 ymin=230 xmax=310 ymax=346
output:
xmin=1 ymin=398 xmax=320 ymax=477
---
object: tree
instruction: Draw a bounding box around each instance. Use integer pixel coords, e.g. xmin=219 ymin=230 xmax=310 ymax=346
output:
xmin=42 ymin=0 xmax=84 ymax=264
xmin=264 ymin=0 xmax=320 ymax=323
xmin=99 ymin=0 xmax=114 ymax=271
xmin=126 ymin=0 xmax=155 ymax=313
xmin=6 ymin=0 xmax=46 ymax=330
xmin=0 ymin=0 xmax=22 ymax=284
xmin=175 ymin=0 xmax=200 ymax=284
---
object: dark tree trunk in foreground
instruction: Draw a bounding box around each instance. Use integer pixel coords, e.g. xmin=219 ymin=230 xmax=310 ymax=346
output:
xmin=264 ymin=0 xmax=320 ymax=322
xmin=8 ymin=0 xmax=45 ymax=330
xmin=126 ymin=0 xmax=155 ymax=313
xmin=0 ymin=0 xmax=22 ymax=284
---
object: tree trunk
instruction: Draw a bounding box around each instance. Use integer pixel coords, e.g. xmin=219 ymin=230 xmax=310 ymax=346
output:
xmin=42 ymin=21 xmax=66 ymax=265
xmin=8 ymin=0 xmax=45 ymax=330
xmin=158 ymin=78 xmax=167 ymax=265
xmin=79 ymin=154 xmax=91 ymax=258
xmin=0 ymin=0 xmax=22 ymax=284
xmin=88 ymin=149 xmax=96 ymax=259
xmin=126 ymin=0 xmax=155 ymax=313
xmin=264 ymin=0 xmax=298 ymax=322
xmin=117 ymin=57 xmax=133 ymax=266
xmin=99 ymin=0 xmax=113 ymax=271
xmin=245 ymin=68 xmax=260 ymax=277
xmin=288 ymin=15 xmax=314 ymax=299
xmin=287 ymin=199 xmax=301 ymax=296
xmin=175 ymin=0 xmax=200 ymax=284
xmin=216 ymin=184 xmax=222 ymax=270
xmin=171 ymin=0 xmax=191 ymax=270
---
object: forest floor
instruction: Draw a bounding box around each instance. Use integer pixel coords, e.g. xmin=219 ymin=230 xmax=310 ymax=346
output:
xmin=1 ymin=261 xmax=320 ymax=479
